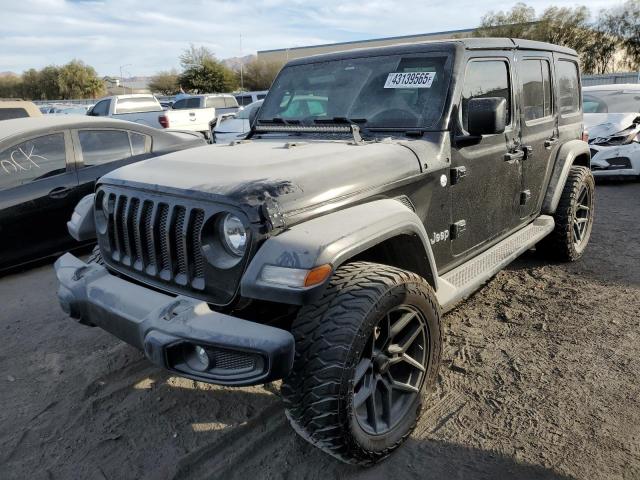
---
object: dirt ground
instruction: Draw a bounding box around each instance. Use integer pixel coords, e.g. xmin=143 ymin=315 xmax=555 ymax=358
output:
xmin=1 ymin=182 xmax=639 ymax=480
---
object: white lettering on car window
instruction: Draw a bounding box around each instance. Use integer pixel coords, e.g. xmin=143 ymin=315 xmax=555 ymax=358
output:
xmin=0 ymin=145 xmax=45 ymax=175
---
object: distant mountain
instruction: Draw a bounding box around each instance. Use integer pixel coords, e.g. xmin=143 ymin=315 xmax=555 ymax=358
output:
xmin=0 ymin=71 xmax=19 ymax=77
xmin=222 ymin=54 xmax=256 ymax=70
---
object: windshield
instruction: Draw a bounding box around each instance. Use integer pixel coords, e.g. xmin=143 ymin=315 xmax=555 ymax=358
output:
xmin=583 ymin=89 xmax=640 ymax=114
xmin=258 ymin=53 xmax=452 ymax=130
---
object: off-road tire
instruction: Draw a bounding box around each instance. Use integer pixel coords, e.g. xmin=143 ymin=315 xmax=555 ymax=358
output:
xmin=87 ymin=245 xmax=104 ymax=266
xmin=537 ymin=166 xmax=595 ymax=262
xmin=281 ymin=261 xmax=441 ymax=465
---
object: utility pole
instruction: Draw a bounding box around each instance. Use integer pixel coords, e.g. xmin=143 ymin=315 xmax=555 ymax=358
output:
xmin=240 ymin=34 xmax=244 ymax=92
xmin=119 ymin=64 xmax=132 ymax=94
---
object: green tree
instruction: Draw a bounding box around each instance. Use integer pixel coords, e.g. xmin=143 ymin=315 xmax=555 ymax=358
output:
xmin=581 ymin=10 xmax=620 ymax=74
xmin=474 ymin=2 xmax=537 ymax=37
xmin=472 ymin=3 xmax=632 ymax=74
xmin=239 ymin=58 xmax=283 ymax=91
xmin=57 ymin=60 xmax=104 ymax=99
xmin=39 ymin=65 xmax=61 ymax=99
xmin=617 ymin=0 xmax=640 ymax=69
xmin=178 ymin=45 xmax=238 ymax=93
xmin=148 ymin=69 xmax=180 ymax=95
xmin=0 ymin=74 xmax=22 ymax=99
xmin=21 ymin=68 xmax=42 ymax=100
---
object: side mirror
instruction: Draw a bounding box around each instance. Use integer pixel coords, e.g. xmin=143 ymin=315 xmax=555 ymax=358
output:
xmin=467 ymin=97 xmax=507 ymax=136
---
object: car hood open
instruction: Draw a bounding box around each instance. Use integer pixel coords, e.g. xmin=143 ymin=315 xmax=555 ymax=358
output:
xmin=100 ymin=138 xmax=422 ymax=220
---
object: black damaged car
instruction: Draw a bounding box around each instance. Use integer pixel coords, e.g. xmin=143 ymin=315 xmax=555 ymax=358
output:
xmin=0 ymin=116 xmax=205 ymax=271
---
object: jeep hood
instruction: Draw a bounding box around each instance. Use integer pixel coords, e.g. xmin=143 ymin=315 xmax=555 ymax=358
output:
xmin=584 ymin=113 xmax=640 ymax=138
xmin=101 ymin=138 xmax=422 ymax=218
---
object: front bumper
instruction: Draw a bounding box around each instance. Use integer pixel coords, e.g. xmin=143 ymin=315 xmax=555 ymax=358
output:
xmin=54 ymin=253 xmax=294 ymax=386
xmin=590 ymin=143 xmax=640 ymax=177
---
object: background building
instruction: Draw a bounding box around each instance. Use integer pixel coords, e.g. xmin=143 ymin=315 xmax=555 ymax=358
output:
xmin=257 ymin=27 xmax=475 ymax=63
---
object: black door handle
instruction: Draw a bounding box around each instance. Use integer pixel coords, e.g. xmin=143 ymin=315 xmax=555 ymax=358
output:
xmin=504 ymin=150 xmax=525 ymax=163
xmin=544 ymin=137 xmax=559 ymax=148
xmin=49 ymin=186 xmax=72 ymax=199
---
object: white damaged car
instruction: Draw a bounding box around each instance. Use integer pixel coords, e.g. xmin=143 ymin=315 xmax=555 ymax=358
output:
xmin=583 ymin=84 xmax=640 ymax=180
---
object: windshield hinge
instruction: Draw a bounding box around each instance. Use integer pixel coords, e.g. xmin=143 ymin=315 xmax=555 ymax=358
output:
xmin=350 ymin=124 xmax=364 ymax=145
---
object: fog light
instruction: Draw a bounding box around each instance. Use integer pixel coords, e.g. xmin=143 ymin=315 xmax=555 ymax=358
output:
xmin=194 ymin=346 xmax=210 ymax=370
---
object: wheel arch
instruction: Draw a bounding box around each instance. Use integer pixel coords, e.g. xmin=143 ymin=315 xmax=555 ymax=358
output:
xmin=542 ymin=139 xmax=591 ymax=214
xmin=240 ymin=199 xmax=439 ymax=305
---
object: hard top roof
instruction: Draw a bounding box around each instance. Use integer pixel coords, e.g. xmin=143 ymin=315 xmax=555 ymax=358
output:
xmin=285 ymin=37 xmax=577 ymax=66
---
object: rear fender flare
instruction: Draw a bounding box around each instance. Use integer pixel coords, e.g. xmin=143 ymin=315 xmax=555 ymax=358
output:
xmin=542 ymin=139 xmax=590 ymax=214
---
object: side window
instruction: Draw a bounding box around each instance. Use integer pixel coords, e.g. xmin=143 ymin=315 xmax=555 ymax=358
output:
xmin=78 ymin=130 xmax=132 ymax=166
xmin=224 ymin=96 xmax=239 ymax=108
xmin=235 ymin=95 xmax=252 ymax=106
xmin=205 ymin=97 xmax=227 ymax=108
xmin=521 ymin=59 xmax=553 ymax=121
xmin=172 ymin=99 xmax=187 ymax=109
xmin=0 ymin=133 xmax=67 ymax=191
xmin=257 ymin=94 xmax=267 ymax=100
xmin=0 ymin=108 xmax=29 ymax=120
xmin=556 ymin=60 xmax=580 ymax=115
xmin=129 ymin=132 xmax=150 ymax=156
xmin=461 ymin=60 xmax=511 ymax=131
xmin=186 ymin=98 xmax=201 ymax=108
xmin=91 ymin=100 xmax=110 ymax=116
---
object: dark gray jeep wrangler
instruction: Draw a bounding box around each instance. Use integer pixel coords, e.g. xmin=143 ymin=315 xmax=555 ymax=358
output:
xmin=55 ymin=38 xmax=594 ymax=464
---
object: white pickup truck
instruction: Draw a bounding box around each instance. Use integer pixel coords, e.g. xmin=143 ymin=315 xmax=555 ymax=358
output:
xmin=87 ymin=94 xmax=164 ymax=128
xmin=158 ymin=94 xmax=240 ymax=139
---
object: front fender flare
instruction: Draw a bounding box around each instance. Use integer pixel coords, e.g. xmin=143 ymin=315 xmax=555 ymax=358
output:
xmin=240 ymin=199 xmax=438 ymax=305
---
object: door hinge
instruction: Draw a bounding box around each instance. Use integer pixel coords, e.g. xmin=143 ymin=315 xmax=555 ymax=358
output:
xmin=450 ymin=220 xmax=466 ymax=239
xmin=520 ymin=189 xmax=532 ymax=205
xmin=450 ymin=166 xmax=467 ymax=185
xmin=522 ymin=145 xmax=533 ymax=159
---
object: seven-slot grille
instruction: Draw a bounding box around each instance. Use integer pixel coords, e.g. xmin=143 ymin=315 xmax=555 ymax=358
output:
xmin=104 ymin=192 xmax=206 ymax=290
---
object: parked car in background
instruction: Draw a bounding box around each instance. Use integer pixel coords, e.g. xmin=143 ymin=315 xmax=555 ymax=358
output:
xmin=53 ymin=105 xmax=93 ymax=116
xmin=583 ymin=84 xmax=640 ymax=180
xmin=0 ymin=116 xmax=206 ymax=271
xmin=234 ymin=90 xmax=268 ymax=106
xmin=0 ymin=100 xmax=42 ymax=120
xmin=213 ymin=100 xmax=263 ymax=143
xmin=158 ymin=94 xmax=240 ymax=139
xmin=87 ymin=94 xmax=164 ymax=128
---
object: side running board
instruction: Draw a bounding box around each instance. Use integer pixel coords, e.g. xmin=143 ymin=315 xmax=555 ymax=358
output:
xmin=436 ymin=215 xmax=555 ymax=312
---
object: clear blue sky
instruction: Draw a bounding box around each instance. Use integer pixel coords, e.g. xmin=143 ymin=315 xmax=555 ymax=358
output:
xmin=0 ymin=0 xmax=617 ymax=76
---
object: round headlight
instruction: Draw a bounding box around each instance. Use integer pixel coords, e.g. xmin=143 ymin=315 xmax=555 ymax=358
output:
xmin=220 ymin=214 xmax=247 ymax=256
xmin=101 ymin=192 xmax=110 ymax=214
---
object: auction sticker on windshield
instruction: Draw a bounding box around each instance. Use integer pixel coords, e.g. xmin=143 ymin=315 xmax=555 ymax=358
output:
xmin=384 ymin=71 xmax=436 ymax=88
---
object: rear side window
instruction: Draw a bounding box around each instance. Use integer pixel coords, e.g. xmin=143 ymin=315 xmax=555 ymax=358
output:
xmin=461 ymin=60 xmax=511 ymax=131
xmin=0 ymin=133 xmax=67 ymax=191
xmin=185 ymin=98 xmax=201 ymax=108
xmin=205 ymin=97 xmax=227 ymax=108
xmin=224 ymin=96 xmax=239 ymax=108
xmin=129 ymin=132 xmax=150 ymax=155
xmin=520 ymin=59 xmax=552 ymax=121
xmin=78 ymin=130 xmax=132 ymax=166
xmin=115 ymin=97 xmax=162 ymax=113
xmin=556 ymin=60 xmax=580 ymax=115
xmin=0 ymin=108 xmax=29 ymax=121
xmin=235 ymin=95 xmax=252 ymax=106
xmin=90 ymin=99 xmax=110 ymax=116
